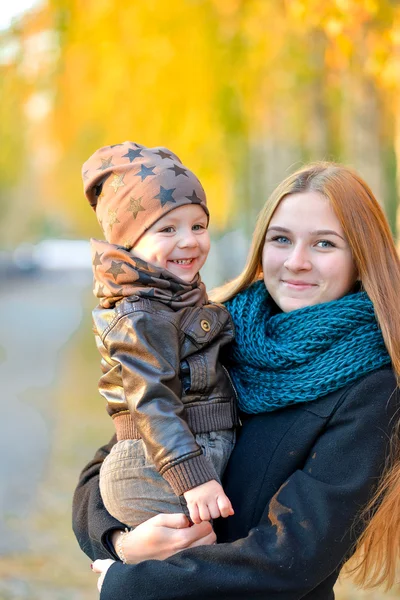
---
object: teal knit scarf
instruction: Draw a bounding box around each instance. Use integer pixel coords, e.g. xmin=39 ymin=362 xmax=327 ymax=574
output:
xmin=225 ymin=280 xmax=391 ymax=414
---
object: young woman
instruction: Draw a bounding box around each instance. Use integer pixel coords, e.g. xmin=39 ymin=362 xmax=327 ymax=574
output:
xmin=73 ymin=162 xmax=400 ymax=599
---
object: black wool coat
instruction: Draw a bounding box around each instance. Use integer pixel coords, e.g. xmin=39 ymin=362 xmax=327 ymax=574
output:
xmin=72 ymin=367 xmax=399 ymax=600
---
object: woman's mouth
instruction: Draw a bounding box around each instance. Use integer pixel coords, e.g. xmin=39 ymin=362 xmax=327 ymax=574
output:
xmin=282 ymin=280 xmax=317 ymax=290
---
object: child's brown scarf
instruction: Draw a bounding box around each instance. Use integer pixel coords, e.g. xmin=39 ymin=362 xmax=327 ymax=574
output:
xmin=91 ymin=238 xmax=207 ymax=309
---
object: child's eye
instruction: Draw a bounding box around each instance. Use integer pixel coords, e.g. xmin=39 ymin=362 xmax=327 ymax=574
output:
xmin=160 ymin=226 xmax=175 ymax=233
xmin=192 ymin=224 xmax=206 ymax=231
xmin=316 ymin=240 xmax=335 ymax=248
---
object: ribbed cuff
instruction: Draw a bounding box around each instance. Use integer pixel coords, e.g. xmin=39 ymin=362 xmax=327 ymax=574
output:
xmin=162 ymin=453 xmax=219 ymax=496
xmin=185 ymin=400 xmax=236 ymax=433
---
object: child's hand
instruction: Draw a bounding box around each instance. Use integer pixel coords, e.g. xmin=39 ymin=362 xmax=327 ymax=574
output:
xmin=183 ymin=480 xmax=234 ymax=524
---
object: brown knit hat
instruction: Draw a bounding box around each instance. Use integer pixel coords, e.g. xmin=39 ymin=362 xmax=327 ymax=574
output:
xmin=82 ymin=142 xmax=209 ymax=248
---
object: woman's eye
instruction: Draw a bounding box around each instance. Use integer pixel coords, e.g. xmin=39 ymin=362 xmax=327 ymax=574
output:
xmin=270 ymin=235 xmax=291 ymax=244
xmin=316 ymin=240 xmax=335 ymax=248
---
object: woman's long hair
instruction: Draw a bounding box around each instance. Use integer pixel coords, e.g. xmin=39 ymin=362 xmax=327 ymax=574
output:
xmin=212 ymin=162 xmax=400 ymax=589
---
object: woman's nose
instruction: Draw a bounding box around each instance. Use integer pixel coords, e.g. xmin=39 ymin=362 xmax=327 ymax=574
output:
xmin=284 ymin=245 xmax=312 ymax=271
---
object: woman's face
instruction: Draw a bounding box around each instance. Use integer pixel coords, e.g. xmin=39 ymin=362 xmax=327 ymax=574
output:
xmin=262 ymin=191 xmax=358 ymax=312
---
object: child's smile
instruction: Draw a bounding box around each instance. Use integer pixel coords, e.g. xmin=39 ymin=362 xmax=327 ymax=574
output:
xmin=133 ymin=204 xmax=210 ymax=282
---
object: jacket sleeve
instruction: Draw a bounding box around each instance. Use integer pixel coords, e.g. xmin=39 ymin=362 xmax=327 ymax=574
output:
xmin=99 ymin=369 xmax=399 ymax=600
xmin=104 ymin=311 xmax=218 ymax=495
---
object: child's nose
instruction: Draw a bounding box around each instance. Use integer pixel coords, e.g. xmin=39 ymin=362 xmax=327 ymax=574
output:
xmin=178 ymin=231 xmax=198 ymax=248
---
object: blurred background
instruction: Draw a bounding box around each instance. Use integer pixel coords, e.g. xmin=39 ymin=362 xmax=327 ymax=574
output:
xmin=1 ymin=0 xmax=400 ymax=598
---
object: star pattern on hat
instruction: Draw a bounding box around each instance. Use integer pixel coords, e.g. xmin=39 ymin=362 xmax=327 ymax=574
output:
xmin=108 ymin=208 xmax=120 ymax=231
xmin=82 ymin=170 xmax=89 ymax=180
xmin=93 ymin=251 xmax=103 ymax=268
xmin=110 ymin=173 xmax=126 ymax=193
xmin=123 ymin=148 xmax=143 ymax=162
xmin=106 ymin=261 xmax=126 ymax=281
xmin=98 ymin=156 xmax=114 ymax=171
xmin=186 ymin=190 xmax=203 ymax=204
xmin=154 ymin=186 xmax=176 ymax=208
xmin=135 ymin=164 xmax=156 ymax=181
xmin=168 ymin=163 xmax=188 ymax=177
xmin=155 ymin=149 xmax=174 ymax=160
xmin=96 ymin=284 xmax=105 ymax=296
xmin=127 ymin=196 xmax=146 ymax=219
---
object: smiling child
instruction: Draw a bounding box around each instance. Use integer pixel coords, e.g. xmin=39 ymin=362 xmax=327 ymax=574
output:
xmin=81 ymin=142 xmax=238 ymax=560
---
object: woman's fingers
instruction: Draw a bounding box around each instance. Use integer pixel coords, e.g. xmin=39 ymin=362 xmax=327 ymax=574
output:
xmin=97 ymin=572 xmax=105 ymax=593
xmin=185 ymin=528 xmax=216 ymax=548
xmin=110 ymin=513 xmax=215 ymax=562
xmin=151 ymin=512 xmax=190 ymax=529
xmin=92 ymin=520 xmax=214 ymax=589
xmin=92 ymin=559 xmax=116 ymax=593
xmin=92 ymin=559 xmax=115 ymax=574
xmin=175 ymin=520 xmax=214 ymax=548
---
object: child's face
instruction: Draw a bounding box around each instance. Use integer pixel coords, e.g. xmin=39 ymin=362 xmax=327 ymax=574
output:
xmin=133 ymin=204 xmax=210 ymax=282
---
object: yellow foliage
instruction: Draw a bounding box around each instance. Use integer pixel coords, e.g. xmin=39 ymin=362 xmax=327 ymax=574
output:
xmin=1 ymin=0 xmax=400 ymax=239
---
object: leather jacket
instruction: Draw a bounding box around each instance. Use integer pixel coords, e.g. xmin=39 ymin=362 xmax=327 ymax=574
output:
xmin=92 ymin=295 xmax=237 ymax=495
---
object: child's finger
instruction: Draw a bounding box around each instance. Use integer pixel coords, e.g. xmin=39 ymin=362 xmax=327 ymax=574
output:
xmin=208 ymin=499 xmax=221 ymax=520
xmin=188 ymin=503 xmax=201 ymax=525
xmin=198 ymin=503 xmax=211 ymax=522
xmin=217 ymin=495 xmax=234 ymax=518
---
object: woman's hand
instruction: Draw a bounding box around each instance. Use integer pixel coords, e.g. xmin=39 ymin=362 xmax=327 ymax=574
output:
xmin=92 ymin=559 xmax=115 ymax=593
xmin=111 ymin=513 xmax=216 ymax=564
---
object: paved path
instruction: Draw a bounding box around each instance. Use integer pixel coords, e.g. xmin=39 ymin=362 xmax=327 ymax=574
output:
xmin=0 ymin=271 xmax=91 ymax=553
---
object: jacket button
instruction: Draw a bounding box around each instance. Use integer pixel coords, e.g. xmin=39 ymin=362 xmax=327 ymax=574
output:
xmin=200 ymin=319 xmax=211 ymax=332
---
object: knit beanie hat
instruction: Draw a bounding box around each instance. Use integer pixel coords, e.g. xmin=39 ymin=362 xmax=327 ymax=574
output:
xmin=82 ymin=141 xmax=209 ymax=248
